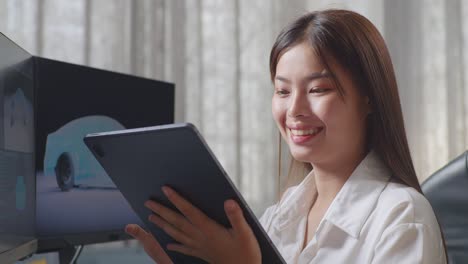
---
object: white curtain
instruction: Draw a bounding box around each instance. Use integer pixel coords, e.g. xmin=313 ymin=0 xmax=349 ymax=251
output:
xmin=1 ymin=0 xmax=467 ymax=217
xmin=385 ymin=0 xmax=468 ymax=181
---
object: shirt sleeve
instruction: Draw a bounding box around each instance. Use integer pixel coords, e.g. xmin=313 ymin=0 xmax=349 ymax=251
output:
xmin=372 ymin=223 xmax=446 ymax=264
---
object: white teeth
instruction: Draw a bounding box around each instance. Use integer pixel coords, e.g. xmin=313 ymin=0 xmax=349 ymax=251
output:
xmin=290 ymin=128 xmax=320 ymax=136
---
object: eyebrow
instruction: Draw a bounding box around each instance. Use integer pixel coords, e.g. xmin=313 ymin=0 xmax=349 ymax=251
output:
xmin=275 ymin=72 xmax=331 ymax=83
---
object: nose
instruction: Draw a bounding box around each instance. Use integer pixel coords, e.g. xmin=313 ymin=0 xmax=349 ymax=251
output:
xmin=287 ymin=90 xmax=310 ymax=118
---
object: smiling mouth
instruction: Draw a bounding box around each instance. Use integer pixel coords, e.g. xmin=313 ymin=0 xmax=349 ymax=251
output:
xmin=289 ymin=127 xmax=323 ymax=136
xmin=288 ymin=127 xmax=324 ymax=143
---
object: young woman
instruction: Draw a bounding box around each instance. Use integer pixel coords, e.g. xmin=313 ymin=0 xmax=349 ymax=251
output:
xmin=125 ymin=9 xmax=447 ymax=263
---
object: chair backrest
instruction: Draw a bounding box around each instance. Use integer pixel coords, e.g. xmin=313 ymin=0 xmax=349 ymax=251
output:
xmin=422 ymin=151 xmax=468 ymax=264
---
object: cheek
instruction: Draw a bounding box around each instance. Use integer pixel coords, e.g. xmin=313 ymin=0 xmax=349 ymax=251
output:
xmin=311 ymin=97 xmax=338 ymax=125
xmin=271 ymin=98 xmax=286 ymax=130
xmin=315 ymin=98 xmax=362 ymax=143
xmin=320 ymin=98 xmax=366 ymax=136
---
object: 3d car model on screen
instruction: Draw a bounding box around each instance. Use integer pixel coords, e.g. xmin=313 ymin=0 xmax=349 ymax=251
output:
xmin=43 ymin=116 xmax=125 ymax=191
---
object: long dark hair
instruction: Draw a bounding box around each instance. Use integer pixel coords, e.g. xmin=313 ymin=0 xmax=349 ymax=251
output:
xmin=270 ymin=9 xmax=447 ymax=259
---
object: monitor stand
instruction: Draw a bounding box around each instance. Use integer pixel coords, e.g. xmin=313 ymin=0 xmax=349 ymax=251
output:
xmin=58 ymin=244 xmax=83 ymax=264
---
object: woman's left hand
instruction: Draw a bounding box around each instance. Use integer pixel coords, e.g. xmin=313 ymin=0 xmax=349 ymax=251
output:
xmin=144 ymin=186 xmax=261 ymax=264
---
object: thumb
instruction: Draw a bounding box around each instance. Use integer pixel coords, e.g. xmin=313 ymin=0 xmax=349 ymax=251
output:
xmin=125 ymin=224 xmax=173 ymax=264
xmin=224 ymin=200 xmax=255 ymax=240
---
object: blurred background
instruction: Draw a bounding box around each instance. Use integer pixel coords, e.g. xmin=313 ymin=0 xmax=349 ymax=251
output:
xmin=2 ymin=0 xmax=468 ymax=263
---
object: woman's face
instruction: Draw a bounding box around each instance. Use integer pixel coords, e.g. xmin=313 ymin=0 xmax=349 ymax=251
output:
xmin=272 ymin=42 xmax=371 ymax=166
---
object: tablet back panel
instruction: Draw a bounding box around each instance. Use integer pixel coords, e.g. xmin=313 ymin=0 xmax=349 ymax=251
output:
xmin=84 ymin=123 xmax=285 ymax=264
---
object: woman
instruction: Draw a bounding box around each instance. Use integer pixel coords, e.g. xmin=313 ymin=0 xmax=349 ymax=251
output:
xmin=126 ymin=9 xmax=447 ymax=263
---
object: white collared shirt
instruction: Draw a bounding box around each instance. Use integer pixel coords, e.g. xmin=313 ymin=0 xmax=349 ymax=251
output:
xmin=260 ymin=151 xmax=446 ymax=263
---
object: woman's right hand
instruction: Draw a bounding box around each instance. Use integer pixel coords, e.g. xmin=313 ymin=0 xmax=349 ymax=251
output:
xmin=125 ymin=224 xmax=173 ymax=264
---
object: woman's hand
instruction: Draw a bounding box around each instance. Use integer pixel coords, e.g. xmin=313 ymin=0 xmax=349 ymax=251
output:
xmin=127 ymin=186 xmax=261 ymax=264
xmin=125 ymin=224 xmax=174 ymax=264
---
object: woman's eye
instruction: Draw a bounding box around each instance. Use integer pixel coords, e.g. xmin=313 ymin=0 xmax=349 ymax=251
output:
xmin=275 ymin=89 xmax=290 ymax=95
xmin=309 ymin=87 xmax=330 ymax=93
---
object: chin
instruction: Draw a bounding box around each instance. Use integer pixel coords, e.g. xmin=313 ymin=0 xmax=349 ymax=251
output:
xmin=290 ymin=149 xmax=317 ymax=164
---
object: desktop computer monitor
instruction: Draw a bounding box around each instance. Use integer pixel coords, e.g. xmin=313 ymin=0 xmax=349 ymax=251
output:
xmin=0 ymin=33 xmax=37 ymax=263
xmin=34 ymin=57 xmax=174 ymax=252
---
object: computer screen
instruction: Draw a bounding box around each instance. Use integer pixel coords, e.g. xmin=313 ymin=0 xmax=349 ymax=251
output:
xmin=0 ymin=33 xmax=36 ymax=261
xmin=34 ymin=57 xmax=174 ymax=251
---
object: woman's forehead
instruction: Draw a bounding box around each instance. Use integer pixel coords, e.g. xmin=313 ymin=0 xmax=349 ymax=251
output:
xmin=276 ymin=47 xmax=326 ymax=80
xmin=277 ymin=43 xmax=323 ymax=68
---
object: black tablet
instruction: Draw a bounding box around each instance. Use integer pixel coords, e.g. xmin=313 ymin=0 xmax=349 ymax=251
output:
xmin=83 ymin=123 xmax=285 ymax=264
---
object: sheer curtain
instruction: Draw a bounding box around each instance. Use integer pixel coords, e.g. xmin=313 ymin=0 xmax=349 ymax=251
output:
xmin=1 ymin=0 xmax=467 ymax=219
xmin=385 ymin=0 xmax=468 ymax=181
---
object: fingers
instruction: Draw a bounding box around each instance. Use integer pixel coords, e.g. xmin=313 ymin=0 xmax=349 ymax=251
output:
xmin=224 ymin=200 xmax=255 ymax=241
xmin=125 ymin=224 xmax=173 ymax=264
xmin=125 ymin=224 xmax=154 ymax=245
xmin=148 ymin=214 xmax=196 ymax=247
xmin=145 ymin=200 xmax=201 ymax=239
xmin=161 ymin=186 xmax=214 ymax=230
xmin=166 ymin=243 xmax=205 ymax=260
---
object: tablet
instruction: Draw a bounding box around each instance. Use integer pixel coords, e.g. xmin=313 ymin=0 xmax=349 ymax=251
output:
xmin=84 ymin=123 xmax=285 ymax=264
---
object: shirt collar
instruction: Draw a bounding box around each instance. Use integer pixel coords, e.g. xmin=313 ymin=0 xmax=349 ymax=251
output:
xmin=276 ymin=169 xmax=317 ymax=230
xmin=322 ymin=150 xmax=391 ymax=238
xmin=275 ymin=150 xmax=391 ymax=238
